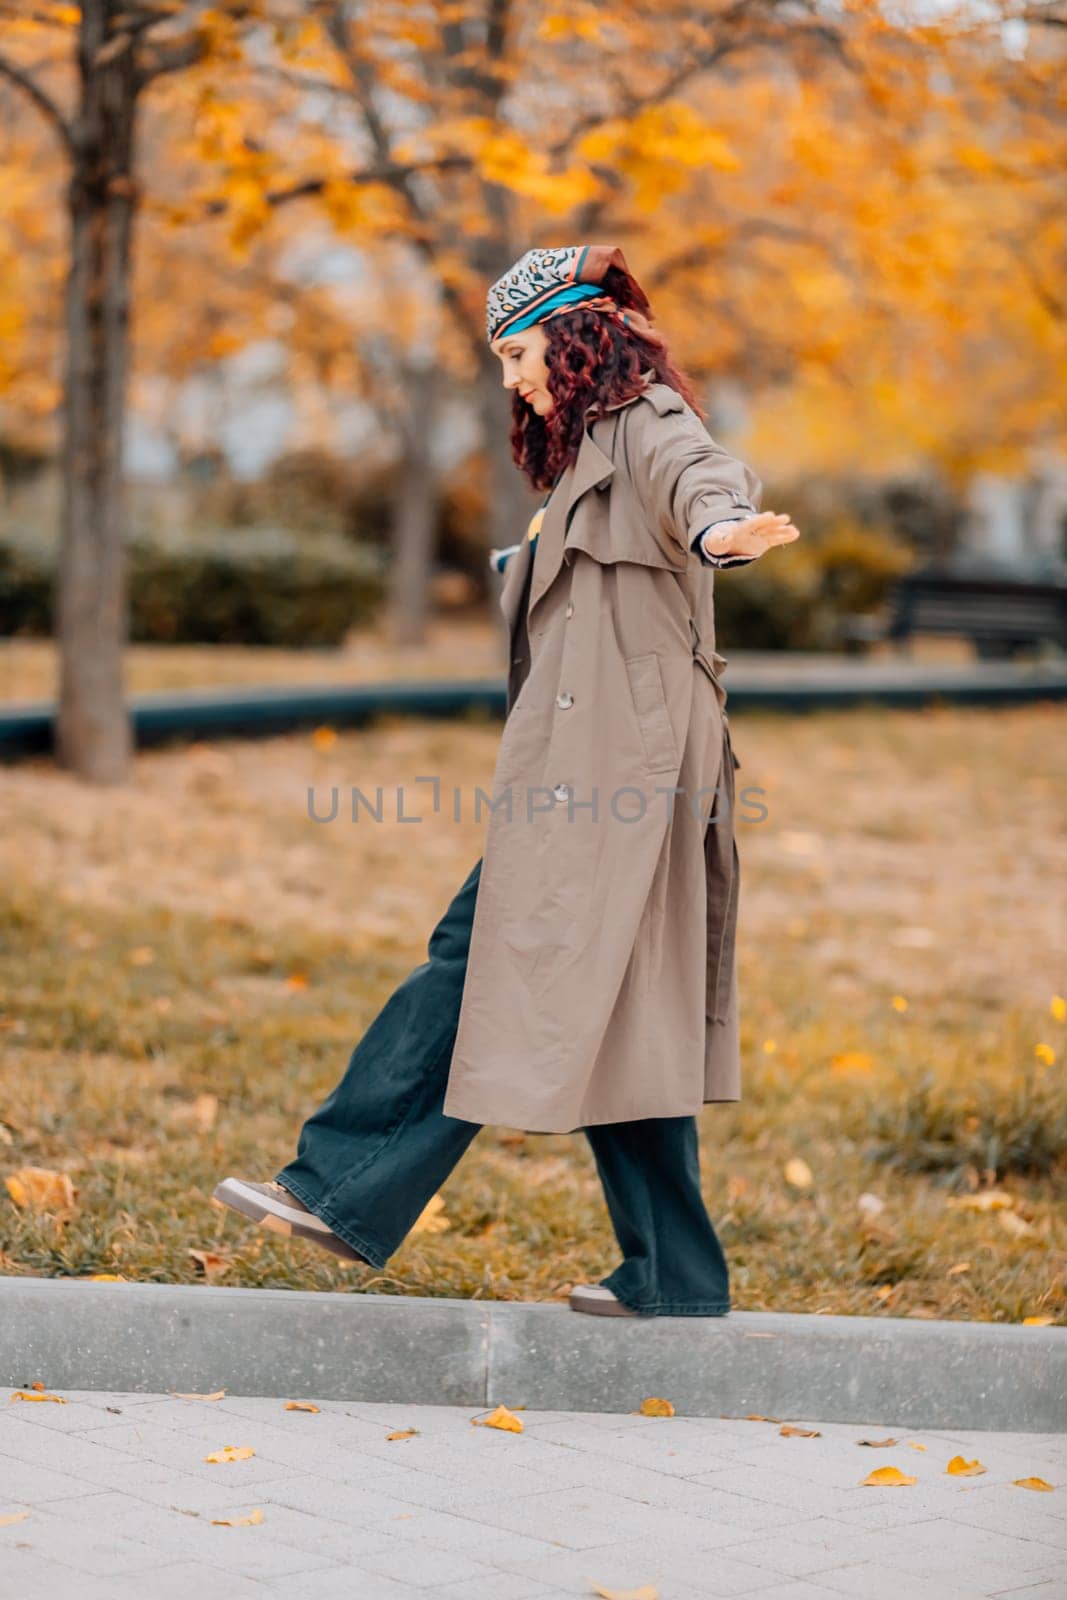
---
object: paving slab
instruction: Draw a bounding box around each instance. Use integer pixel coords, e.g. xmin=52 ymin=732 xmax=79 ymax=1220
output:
xmin=1 ymin=1390 xmax=1063 ymax=1599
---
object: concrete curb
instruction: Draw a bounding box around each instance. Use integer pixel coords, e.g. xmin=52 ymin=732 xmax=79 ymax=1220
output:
xmin=2 ymin=1277 xmax=1063 ymax=1429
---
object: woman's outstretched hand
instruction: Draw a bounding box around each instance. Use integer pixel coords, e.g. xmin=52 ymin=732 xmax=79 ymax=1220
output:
xmin=715 ymin=511 xmax=800 ymax=558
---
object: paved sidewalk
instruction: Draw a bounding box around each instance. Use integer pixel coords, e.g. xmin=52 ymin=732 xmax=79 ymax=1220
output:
xmin=0 ymin=1389 xmax=1064 ymax=1600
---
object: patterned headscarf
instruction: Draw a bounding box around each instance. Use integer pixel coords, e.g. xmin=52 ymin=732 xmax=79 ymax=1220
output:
xmin=485 ymin=243 xmax=665 ymax=349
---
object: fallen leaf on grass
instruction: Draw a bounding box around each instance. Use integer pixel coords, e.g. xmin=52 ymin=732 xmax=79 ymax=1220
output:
xmin=946 ymin=1190 xmax=1014 ymax=1212
xmin=637 ymin=1397 xmax=675 ymax=1418
xmin=211 ymin=1507 xmax=264 ymax=1526
xmin=1014 ymin=1477 xmax=1054 ymax=1490
xmin=169 ymin=1094 xmax=219 ymax=1133
xmin=411 ymin=1193 xmax=450 ymax=1234
xmin=284 ymin=1401 xmax=320 ymax=1413
xmin=862 ymin=1465 xmax=917 ymax=1486
xmin=780 ymin=1424 xmax=821 ymax=1438
xmin=387 ymin=1428 xmax=418 ymax=1441
xmin=471 ymin=1404 xmax=523 ymax=1433
xmin=172 ymin=1390 xmax=226 ymax=1401
xmin=589 ymin=1583 xmax=659 ymax=1599
xmin=10 ymin=1390 xmax=66 ymax=1404
xmin=84 ymin=1273 xmax=127 ymax=1282
xmin=947 ymin=1455 xmax=986 ymax=1476
xmin=998 ymin=1211 xmax=1035 ymax=1238
xmin=783 ymin=1157 xmax=813 ymax=1190
xmin=946 ymin=1262 xmax=972 ymax=1276
xmin=0 ymin=1509 xmax=29 ymax=1525
xmin=205 ymin=1445 xmax=254 ymax=1463
xmin=188 ymin=1249 xmax=232 ymax=1281
xmin=4 ymin=1167 xmax=76 ymax=1212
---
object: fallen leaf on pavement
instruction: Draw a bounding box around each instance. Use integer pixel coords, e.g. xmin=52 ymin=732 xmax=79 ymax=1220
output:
xmin=284 ymin=1401 xmax=320 ymax=1413
xmin=10 ymin=1390 xmax=67 ymax=1404
xmin=589 ymin=1583 xmax=659 ymax=1599
xmin=1014 ymin=1477 xmax=1054 ymax=1490
xmin=205 ymin=1445 xmax=254 ymax=1463
xmin=211 ymin=1507 xmax=263 ymax=1526
xmin=947 ymin=1456 xmax=986 ymax=1476
xmin=638 ymin=1397 xmax=675 ymax=1418
xmin=471 ymin=1404 xmax=523 ymax=1432
xmin=862 ymin=1465 xmax=917 ymax=1486
xmin=172 ymin=1389 xmax=226 ymax=1401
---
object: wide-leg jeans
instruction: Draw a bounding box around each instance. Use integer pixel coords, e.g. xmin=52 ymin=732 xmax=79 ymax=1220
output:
xmin=276 ymin=857 xmax=731 ymax=1316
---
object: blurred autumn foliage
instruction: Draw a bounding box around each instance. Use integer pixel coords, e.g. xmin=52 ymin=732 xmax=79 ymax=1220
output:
xmin=0 ymin=0 xmax=1064 ymax=778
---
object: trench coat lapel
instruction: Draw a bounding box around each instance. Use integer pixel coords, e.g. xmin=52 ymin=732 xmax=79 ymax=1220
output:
xmin=526 ymin=422 xmax=615 ymax=623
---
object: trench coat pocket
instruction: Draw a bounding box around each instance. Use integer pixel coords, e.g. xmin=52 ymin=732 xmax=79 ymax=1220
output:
xmin=623 ymin=651 xmax=679 ymax=774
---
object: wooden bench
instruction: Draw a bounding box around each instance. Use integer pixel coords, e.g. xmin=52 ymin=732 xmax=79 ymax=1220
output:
xmin=842 ymin=570 xmax=1067 ymax=660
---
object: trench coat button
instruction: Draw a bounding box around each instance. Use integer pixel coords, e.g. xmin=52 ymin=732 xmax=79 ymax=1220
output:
xmin=552 ymin=783 xmax=570 ymax=803
xmin=565 ymin=601 xmax=574 ymax=618
xmin=555 ymin=691 xmax=574 ymax=709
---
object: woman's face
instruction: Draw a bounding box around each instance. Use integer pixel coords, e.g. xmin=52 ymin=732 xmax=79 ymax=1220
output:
xmin=490 ymin=324 xmax=553 ymax=416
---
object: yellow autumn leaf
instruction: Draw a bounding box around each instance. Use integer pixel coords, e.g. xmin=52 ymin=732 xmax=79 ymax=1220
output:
xmin=907 ymin=1442 xmax=928 ymax=1451
xmin=172 ymin=1389 xmax=225 ymax=1401
xmin=205 ymin=1445 xmax=255 ymax=1463
xmin=387 ymin=1428 xmax=418 ymax=1440
xmin=1022 ymin=1316 xmax=1055 ymax=1326
xmin=284 ymin=973 xmax=309 ymax=992
xmin=4 ymin=1167 xmax=76 ymax=1211
xmin=947 ymin=1455 xmax=986 ymax=1476
xmin=284 ymin=1401 xmax=321 ymax=1413
xmin=946 ymin=1190 xmax=1014 ymax=1211
xmin=85 ymin=1273 xmax=126 ymax=1282
xmin=9 ymin=1390 xmax=67 ymax=1404
xmin=311 ymin=725 xmax=338 ymax=750
xmin=1050 ymin=995 xmax=1066 ymax=1023
xmin=890 ymin=995 xmax=908 ymax=1011
xmin=638 ymin=1397 xmax=675 ymax=1418
xmin=947 ymin=1262 xmax=972 ymax=1276
xmin=590 ymin=1584 xmax=660 ymax=1600
xmin=0 ymin=1508 xmax=30 ymax=1525
xmin=411 ymin=1193 xmax=450 ymax=1234
xmin=1014 ymin=1477 xmax=1054 ymax=1490
xmin=862 ymin=1465 xmax=917 ymax=1485
xmin=780 ymin=1424 xmax=821 ymax=1438
xmin=472 ymin=1404 xmax=523 ymax=1433
xmin=211 ymin=1507 xmax=264 ymax=1526
xmin=784 ymin=1157 xmax=813 ymax=1190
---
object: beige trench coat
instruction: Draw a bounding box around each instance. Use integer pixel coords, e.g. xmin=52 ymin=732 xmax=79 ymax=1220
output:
xmin=441 ymin=380 xmax=763 ymax=1134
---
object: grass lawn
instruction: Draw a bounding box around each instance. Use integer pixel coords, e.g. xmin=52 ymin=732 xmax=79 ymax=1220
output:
xmin=1 ymin=669 xmax=1064 ymax=1324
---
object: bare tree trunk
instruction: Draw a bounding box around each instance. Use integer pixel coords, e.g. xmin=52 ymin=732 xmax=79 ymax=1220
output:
xmin=55 ymin=2 xmax=138 ymax=782
xmin=388 ymin=360 xmax=441 ymax=646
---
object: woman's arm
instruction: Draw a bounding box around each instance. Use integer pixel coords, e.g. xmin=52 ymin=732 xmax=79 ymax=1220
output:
xmin=623 ymin=400 xmax=765 ymax=562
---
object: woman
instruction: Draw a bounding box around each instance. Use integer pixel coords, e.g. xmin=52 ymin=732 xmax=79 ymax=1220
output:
xmin=214 ymin=242 xmax=799 ymax=1317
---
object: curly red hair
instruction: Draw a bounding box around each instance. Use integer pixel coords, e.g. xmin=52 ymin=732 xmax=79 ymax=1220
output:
xmin=508 ymin=266 xmax=706 ymax=493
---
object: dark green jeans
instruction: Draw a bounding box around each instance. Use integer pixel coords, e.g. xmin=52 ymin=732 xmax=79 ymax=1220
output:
xmin=276 ymin=857 xmax=730 ymax=1316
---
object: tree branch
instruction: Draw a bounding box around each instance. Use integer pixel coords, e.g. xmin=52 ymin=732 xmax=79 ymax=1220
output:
xmin=135 ymin=29 xmax=207 ymax=88
xmin=0 ymin=49 xmax=75 ymax=156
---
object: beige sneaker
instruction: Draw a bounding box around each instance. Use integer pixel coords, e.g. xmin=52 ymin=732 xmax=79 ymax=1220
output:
xmin=212 ymin=1178 xmax=368 ymax=1265
xmin=568 ymin=1284 xmax=640 ymax=1316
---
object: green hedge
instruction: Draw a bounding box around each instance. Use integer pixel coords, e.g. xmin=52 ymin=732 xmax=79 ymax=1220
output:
xmin=0 ymin=526 xmax=386 ymax=648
